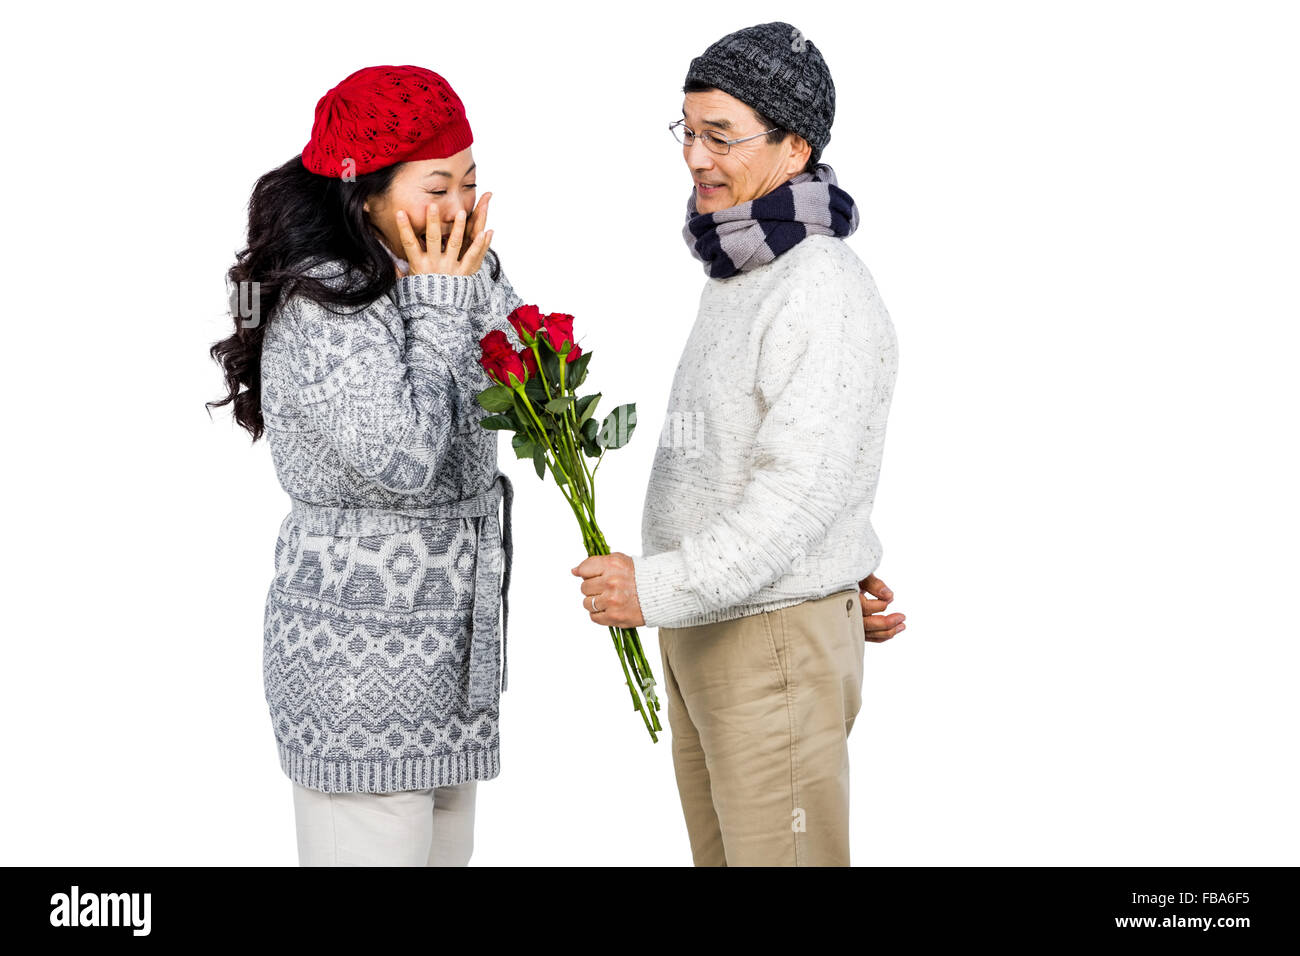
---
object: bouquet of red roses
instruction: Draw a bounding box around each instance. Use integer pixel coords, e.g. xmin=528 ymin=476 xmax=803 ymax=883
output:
xmin=475 ymin=305 xmax=662 ymax=742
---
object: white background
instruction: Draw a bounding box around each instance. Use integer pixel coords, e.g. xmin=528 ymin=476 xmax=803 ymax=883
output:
xmin=1 ymin=0 xmax=1296 ymax=866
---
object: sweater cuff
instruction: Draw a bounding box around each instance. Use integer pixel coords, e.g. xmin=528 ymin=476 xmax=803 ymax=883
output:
xmin=632 ymin=550 xmax=701 ymax=629
xmin=395 ymin=271 xmax=486 ymax=312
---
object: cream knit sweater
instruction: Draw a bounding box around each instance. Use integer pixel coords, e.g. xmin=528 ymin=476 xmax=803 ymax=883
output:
xmin=632 ymin=233 xmax=899 ymax=630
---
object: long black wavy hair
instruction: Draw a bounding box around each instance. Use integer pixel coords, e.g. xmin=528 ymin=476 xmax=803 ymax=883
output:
xmin=207 ymin=155 xmax=501 ymax=441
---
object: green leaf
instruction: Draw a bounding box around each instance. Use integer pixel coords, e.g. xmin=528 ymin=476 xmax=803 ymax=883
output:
xmin=574 ymin=392 xmax=601 ymax=427
xmin=568 ymin=349 xmax=592 ymax=389
xmin=540 ymin=347 xmax=562 ymax=392
xmin=580 ymin=417 xmax=602 ymax=457
xmin=477 ymin=385 xmax=515 ymax=413
xmin=479 ymin=414 xmax=516 ymax=430
xmin=532 ymin=444 xmax=546 ymax=479
xmin=511 ymin=433 xmax=536 ymax=459
xmin=523 ymin=374 xmax=549 ymax=405
xmin=598 ymin=403 xmax=637 ymax=449
xmin=543 ymin=396 xmax=574 ymax=414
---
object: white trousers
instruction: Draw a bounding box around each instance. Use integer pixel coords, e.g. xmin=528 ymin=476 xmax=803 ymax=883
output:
xmin=291 ymin=780 xmax=478 ymax=866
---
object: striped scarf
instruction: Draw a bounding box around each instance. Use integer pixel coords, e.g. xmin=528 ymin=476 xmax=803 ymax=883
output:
xmin=683 ymin=162 xmax=860 ymax=278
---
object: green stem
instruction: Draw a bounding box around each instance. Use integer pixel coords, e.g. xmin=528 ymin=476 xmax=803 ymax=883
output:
xmin=508 ymin=356 xmax=661 ymax=742
xmin=511 ymin=387 xmax=594 ymax=539
xmin=556 ymin=354 xmax=595 ymax=506
xmin=527 ymin=338 xmax=594 ymax=512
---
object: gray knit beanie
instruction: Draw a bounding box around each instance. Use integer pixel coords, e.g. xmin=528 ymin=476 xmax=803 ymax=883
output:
xmin=683 ymin=21 xmax=835 ymax=165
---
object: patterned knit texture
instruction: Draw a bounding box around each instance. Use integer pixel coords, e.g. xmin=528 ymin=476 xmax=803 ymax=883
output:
xmin=260 ymin=249 xmax=523 ymax=793
xmin=633 ymin=234 xmax=898 ymax=629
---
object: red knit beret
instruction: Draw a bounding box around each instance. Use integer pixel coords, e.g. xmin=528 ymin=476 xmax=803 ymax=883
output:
xmin=301 ymin=65 xmax=474 ymax=178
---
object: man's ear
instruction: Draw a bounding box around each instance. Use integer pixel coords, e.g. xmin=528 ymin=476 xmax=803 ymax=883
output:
xmin=788 ymin=133 xmax=812 ymax=175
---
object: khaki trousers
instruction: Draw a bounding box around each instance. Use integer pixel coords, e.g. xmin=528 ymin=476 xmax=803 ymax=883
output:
xmin=658 ymin=587 xmax=865 ymax=866
xmin=291 ymin=780 xmax=477 ymax=866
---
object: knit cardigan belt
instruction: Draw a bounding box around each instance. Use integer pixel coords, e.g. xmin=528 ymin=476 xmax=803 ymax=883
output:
xmin=288 ymin=471 xmax=514 ymax=709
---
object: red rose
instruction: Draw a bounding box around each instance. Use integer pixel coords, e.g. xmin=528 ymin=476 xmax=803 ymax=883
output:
xmin=487 ymin=351 xmax=527 ymax=388
xmin=520 ymin=346 xmax=538 ymax=378
xmin=508 ymin=304 xmax=545 ymax=342
xmin=479 ymin=329 xmax=514 ymax=361
xmin=542 ymin=312 xmax=579 ymax=360
xmin=479 ymin=329 xmax=527 ymax=387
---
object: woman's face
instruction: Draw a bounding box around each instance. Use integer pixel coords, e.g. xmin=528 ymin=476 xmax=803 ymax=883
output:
xmin=364 ymin=148 xmax=478 ymax=258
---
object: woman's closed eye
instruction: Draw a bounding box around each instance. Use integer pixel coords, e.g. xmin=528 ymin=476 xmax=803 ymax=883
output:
xmin=426 ymin=184 xmax=478 ymax=196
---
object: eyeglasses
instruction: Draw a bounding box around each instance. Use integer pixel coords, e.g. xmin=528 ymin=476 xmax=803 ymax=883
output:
xmin=668 ymin=119 xmax=779 ymax=155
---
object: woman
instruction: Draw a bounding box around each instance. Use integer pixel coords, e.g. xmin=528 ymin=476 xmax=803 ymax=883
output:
xmin=207 ymin=65 xmax=525 ymax=866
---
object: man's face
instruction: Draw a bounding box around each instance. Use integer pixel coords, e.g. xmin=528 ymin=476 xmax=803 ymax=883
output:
xmin=681 ymin=89 xmax=811 ymax=215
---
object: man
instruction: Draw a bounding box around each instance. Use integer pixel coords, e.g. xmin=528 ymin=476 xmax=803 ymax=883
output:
xmin=571 ymin=21 xmax=903 ymax=866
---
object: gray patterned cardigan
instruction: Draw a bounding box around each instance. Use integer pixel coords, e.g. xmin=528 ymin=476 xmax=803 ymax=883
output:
xmin=259 ymin=248 xmax=523 ymax=793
